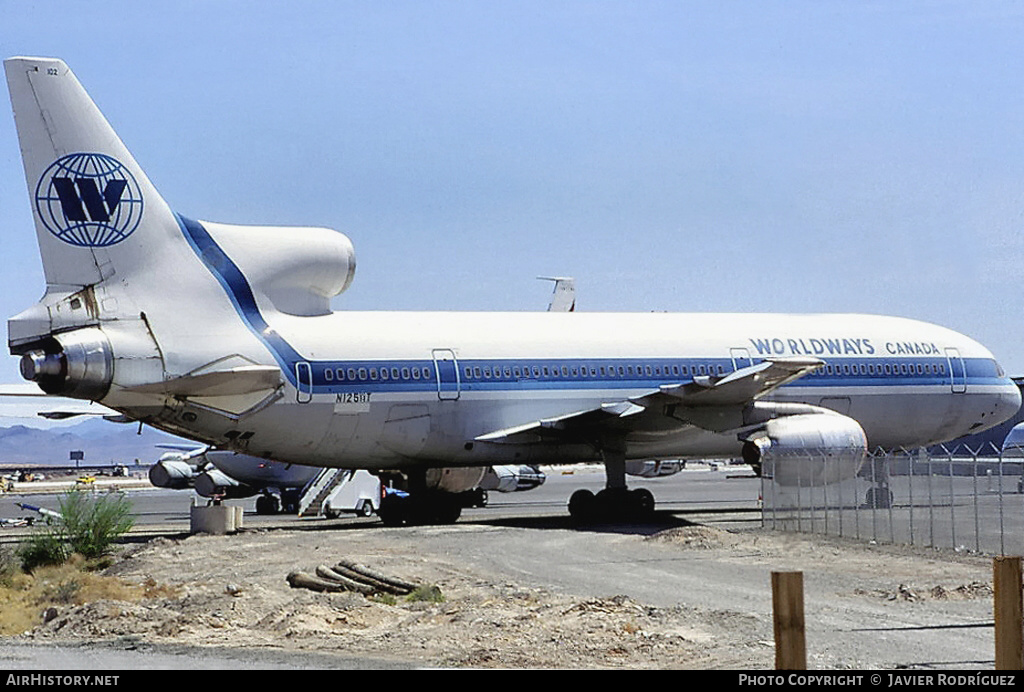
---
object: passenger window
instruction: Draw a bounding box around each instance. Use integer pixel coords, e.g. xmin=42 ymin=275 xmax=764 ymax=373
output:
xmin=380 ymin=368 xmax=389 ymax=380
xmin=402 ymin=367 xmax=410 ymax=379
xmin=325 ymin=369 xmax=333 ymax=381
xmin=348 ymin=368 xmax=357 ymax=380
xmin=337 ymin=368 xmax=345 ymax=381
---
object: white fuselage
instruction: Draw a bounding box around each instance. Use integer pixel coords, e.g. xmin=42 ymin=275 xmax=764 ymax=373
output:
xmin=125 ymin=304 xmax=1021 ymax=471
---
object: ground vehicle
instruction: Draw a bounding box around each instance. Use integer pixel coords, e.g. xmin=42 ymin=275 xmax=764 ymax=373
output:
xmin=322 ymin=470 xmax=384 ymax=519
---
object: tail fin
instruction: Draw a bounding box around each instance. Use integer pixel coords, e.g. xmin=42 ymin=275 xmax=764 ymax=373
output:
xmin=6 ymin=57 xmax=353 ymax=409
xmin=5 ymin=56 xmax=180 ymax=293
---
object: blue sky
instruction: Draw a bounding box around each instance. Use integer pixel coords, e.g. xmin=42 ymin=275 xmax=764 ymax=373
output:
xmin=3 ymin=1 xmax=1024 ymax=423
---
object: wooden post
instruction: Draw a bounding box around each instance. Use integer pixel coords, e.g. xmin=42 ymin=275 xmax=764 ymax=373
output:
xmin=772 ymin=570 xmax=806 ymax=670
xmin=994 ymin=556 xmax=1023 ymax=670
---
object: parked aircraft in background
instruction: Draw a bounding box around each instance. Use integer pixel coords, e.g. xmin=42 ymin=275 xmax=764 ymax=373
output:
xmin=539 ymin=277 xmax=576 ymax=312
xmin=1001 ymin=423 xmax=1024 ymax=456
xmin=6 ymin=57 xmax=1020 ymax=524
xmin=148 ymin=445 xmax=547 ymax=515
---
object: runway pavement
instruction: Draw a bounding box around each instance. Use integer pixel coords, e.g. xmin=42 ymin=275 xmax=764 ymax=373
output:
xmin=0 ymin=463 xmax=762 ymax=541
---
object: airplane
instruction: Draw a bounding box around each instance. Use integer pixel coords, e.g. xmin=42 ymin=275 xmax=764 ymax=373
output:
xmin=146 ymin=279 xmax=568 ymax=513
xmin=148 ymin=444 xmax=546 ymax=514
xmin=1001 ymin=422 xmax=1024 ymax=457
xmin=539 ymin=277 xmax=576 ymax=312
xmin=4 ymin=56 xmax=1021 ymax=525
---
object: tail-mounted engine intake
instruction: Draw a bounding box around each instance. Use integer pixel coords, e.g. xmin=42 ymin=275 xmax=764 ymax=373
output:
xmin=18 ymin=327 xmax=113 ymax=400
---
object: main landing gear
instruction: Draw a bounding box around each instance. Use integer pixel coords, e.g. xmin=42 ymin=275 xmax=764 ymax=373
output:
xmin=254 ymin=489 xmax=301 ymax=515
xmin=378 ymin=489 xmax=463 ymax=526
xmin=567 ymin=445 xmax=656 ymax=524
xmin=376 ymin=471 xmax=464 ymax=526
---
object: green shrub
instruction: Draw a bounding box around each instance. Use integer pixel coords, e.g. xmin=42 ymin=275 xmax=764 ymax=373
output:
xmin=406 ymin=584 xmax=444 ymax=603
xmin=17 ymin=529 xmax=68 ymax=572
xmin=58 ymin=489 xmax=134 ymax=560
xmin=17 ymin=489 xmax=134 ymax=571
xmin=0 ymin=545 xmax=19 ymax=586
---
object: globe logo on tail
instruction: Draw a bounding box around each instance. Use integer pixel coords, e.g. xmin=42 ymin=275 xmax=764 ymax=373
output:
xmin=34 ymin=153 xmax=144 ymax=247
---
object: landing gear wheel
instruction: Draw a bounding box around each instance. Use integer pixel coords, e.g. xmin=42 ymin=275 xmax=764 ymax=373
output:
xmin=631 ymin=488 xmax=656 ymax=518
xmin=569 ymin=487 xmax=656 ymax=524
xmin=427 ymin=498 xmax=462 ymax=525
xmin=255 ymin=494 xmax=280 ymax=515
xmin=378 ymin=495 xmax=409 ymax=526
xmin=568 ymin=489 xmax=597 ymax=524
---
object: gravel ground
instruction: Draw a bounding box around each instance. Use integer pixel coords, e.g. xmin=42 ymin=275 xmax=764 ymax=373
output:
xmin=0 ymin=520 xmax=1002 ymax=670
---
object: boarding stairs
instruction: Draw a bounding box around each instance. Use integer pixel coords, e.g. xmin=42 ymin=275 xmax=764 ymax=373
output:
xmin=298 ymin=468 xmax=351 ymax=517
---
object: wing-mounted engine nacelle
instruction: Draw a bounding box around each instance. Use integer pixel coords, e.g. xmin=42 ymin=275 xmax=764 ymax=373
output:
xmin=425 ymin=467 xmax=487 ymax=494
xmin=480 ymin=465 xmax=547 ymax=493
xmin=148 ymin=457 xmax=199 ymax=490
xmin=18 ymin=327 xmax=113 ymax=400
xmin=742 ymin=413 xmax=867 ymax=486
xmin=625 ymin=460 xmax=683 ymax=478
xmin=194 ymin=468 xmax=257 ymax=499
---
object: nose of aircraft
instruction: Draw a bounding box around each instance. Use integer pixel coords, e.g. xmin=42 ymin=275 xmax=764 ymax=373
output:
xmin=998 ymin=380 xmax=1022 ymax=423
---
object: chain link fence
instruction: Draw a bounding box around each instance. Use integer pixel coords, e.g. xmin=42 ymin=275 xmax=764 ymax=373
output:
xmin=761 ymin=446 xmax=1024 ymax=556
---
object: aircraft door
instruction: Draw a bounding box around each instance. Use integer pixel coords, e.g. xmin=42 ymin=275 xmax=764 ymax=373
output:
xmin=945 ymin=348 xmax=966 ymax=394
xmin=432 ymin=349 xmax=461 ymax=401
xmin=730 ymin=348 xmax=753 ymax=371
xmin=295 ymin=361 xmax=313 ymax=403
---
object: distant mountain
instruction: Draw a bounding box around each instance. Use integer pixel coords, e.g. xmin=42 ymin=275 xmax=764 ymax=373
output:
xmin=0 ymin=419 xmax=195 ymax=467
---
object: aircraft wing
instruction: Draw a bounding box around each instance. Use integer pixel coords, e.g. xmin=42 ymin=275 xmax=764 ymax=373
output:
xmin=475 ymin=357 xmax=823 ymax=443
xmin=0 ymin=384 xmax=126 ymax=421
xmin=629 ymin=356 xmax=823 ymax=408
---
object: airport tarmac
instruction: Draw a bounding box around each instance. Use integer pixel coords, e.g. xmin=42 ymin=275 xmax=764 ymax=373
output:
xmin=0 ymin=465 xmax=1005 ymax=670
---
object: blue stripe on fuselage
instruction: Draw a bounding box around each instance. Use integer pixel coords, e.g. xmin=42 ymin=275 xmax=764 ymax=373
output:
xmin=175 ymin=213 xmax=1003 ymax=398
xmin=176 ymin=214 xmax=304 ymax=383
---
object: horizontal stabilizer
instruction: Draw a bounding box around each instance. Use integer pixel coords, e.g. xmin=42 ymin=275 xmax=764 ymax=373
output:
xmin=124 ymin=365 xmax=282 ymax=397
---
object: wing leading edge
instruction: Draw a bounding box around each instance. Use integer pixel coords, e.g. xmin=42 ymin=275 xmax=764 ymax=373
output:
xmin=474 ymin=356 xmax=824 ymax=444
